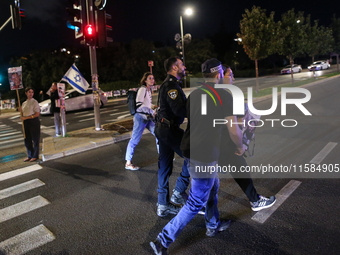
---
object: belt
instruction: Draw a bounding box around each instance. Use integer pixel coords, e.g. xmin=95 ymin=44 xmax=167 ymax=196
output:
xmin=157 ymin=118 xmax=179 ymax=129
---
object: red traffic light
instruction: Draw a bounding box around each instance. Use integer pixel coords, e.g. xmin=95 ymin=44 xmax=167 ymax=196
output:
xmin=85 ymin=24 xmax=94 ymax=35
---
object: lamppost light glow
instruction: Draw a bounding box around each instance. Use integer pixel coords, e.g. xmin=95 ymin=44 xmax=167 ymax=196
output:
xmin=185 ymin=8 xmax=193 ymax=16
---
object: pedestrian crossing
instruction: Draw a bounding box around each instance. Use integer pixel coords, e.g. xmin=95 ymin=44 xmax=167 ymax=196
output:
xmin=0 ymin=122 xmax=24 ymax=149
xmin=0 ymin=165 xmax=55 ymax=254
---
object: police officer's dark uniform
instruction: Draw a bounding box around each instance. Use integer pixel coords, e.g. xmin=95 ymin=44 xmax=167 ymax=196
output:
xmin=155 ymin=74 xmax=190 ymax=214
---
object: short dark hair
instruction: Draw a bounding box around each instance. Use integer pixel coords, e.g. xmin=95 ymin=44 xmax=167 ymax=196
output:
xmin=25 ymin=87 xmax=34 ymax=93
xmin=140 ymin=72 xmax=153 ymax=85
xmin=202 ymin=72 xmax=219 ymax=79
xmin=164 ymin=57 xmax=180 ymax=72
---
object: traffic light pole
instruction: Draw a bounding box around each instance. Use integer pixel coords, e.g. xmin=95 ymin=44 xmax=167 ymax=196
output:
xmin=86 ymin=0 xmax=101 ymax=131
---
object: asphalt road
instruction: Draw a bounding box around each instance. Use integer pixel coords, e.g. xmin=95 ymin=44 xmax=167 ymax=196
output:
xmin=0 ymin=75 xmax=339 ymax=254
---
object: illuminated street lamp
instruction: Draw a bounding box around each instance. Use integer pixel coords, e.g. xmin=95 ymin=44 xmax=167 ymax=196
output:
xmin=180 ymin=8 xmax=193 ymax=87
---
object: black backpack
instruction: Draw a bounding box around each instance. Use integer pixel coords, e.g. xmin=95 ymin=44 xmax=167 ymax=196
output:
xmin=127 ymin=86 xmax=146 ymax=115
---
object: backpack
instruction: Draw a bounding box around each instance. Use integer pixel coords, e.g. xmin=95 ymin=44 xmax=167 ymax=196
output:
xmin=127 ymin=86 xmax=146 ymax=115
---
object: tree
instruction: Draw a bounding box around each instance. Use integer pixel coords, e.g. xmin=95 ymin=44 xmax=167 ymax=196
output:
xmin=237 ymin=6 xmax=278 ymax=92
xmin=278 ymin=9 xmax=309 ymax=83
xmin=306 ymin=20 xmax=333 ymax=63
xmin=331 ymin=15 xmax=340 ymax=71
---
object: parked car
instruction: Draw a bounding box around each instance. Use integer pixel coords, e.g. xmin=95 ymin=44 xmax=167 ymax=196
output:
xmin=39 ymin=88 xmax=108 ymax=115
xmin=307 ymin=61 xmax=330 ymax=71
xmin=280 ymin=64 xmax=302 ymax=74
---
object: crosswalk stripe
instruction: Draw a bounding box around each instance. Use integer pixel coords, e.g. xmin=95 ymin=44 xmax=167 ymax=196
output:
xmin=310 ymin=142 xmax=338 ymax=164
xmin=0 ymin=179 xmax=45 ymax=200
xmin=0 ymin=224 xmax=55 ymax=255
xmin=251 ymin=180 xmax=301 ymax=224
xmin=109 ymin=110 xmax=130 ymax=116
xmin=0 ymin=131 xmax=21 ymax=137
xmin=0 ymin=165 xmax=42 ymax=182
xmin=0 ymin=137 xmax=24 ymax=145
xmin=117 ymin=113 xmax=132 ymax=120
xmin=79 ymin=117 xmax=94 ymax=122
xmin=0 ymin=195 xmax=50 ymax=223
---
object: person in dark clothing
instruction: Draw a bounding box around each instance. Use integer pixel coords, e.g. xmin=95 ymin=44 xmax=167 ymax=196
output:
xmin=50 ymin=82 xmax=61 ymax=137
xmin=19 ymin=87 xmax=41 ymax=162
xmin=154 ymin=56 xmax=190 ymax=217
xmin=151 ymin=58 xmax=243 ymax=254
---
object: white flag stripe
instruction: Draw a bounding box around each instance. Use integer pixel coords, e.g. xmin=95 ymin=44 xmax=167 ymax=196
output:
xmin=0 ymin=224 xmax=55 ymax=255
xmin=0 ymin=195 xmax=50 ymax=223
xmin=0 ymin=131 xmax=21 ymax=137
xmin=0 ymin=179 xmax=45 ymax=200
xmin=61 ymin=64 xmax=89 ymax=94
xmin=0 ymin=165 xmax=42 ymax=182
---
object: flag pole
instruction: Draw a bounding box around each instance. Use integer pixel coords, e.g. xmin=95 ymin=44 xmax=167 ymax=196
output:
xmin=16 ymin=89 xmax=25 ymax=139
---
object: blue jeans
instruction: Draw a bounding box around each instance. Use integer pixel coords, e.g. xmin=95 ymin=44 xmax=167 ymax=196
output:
xmin=54 ymin=112 xmax=61 ymax=136
xmin=155 ymin=125 xmax=190 ymax=205
xmin=125 ymin=113 xmax=157 ymax=161
xmin=157 ymin=159 xmax=220 ymax=248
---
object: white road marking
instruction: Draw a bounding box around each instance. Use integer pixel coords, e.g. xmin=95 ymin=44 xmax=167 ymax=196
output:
xmin=0 ymin=224 xmax=55 ymax=255
xmin=0 ymin=131 xmax=21 ymax=137
xmin=0 ymin=165 xmax=42 ymax=182
xmin=310 ymin=142 xmax=338 ymax=164
xmin=251 ymin=180 xmax=301 ymax=224
xmin=0 ymin=179 xmax=45 ymax=200
xmin=117 ymin=113 xmax=132 ymax=120
xmin=109 ymin=110 xmax=129 ymax=116
xmin=100 ymin=109 xmax=118 ymax=113
xmin=0 ymin=195 xmax=50 ymax=223
xmin=0 ymin=137 xmax=24 ymax=145
xmin=74 ymin=111 xmax=90 ymax=115
xmin=9 ymin=115 xmax=20 ymax=119
xmin=74 ymin=113 xmax=94 ymax=118
xmin=79 ymin=117 xmax=95 ymax=122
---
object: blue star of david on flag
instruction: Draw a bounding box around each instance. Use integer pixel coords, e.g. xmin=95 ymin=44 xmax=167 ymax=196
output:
xmin=61 ymin=64 xmax=89 ymax=94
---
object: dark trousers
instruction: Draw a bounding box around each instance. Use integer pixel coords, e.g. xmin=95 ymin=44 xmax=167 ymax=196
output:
xmin=24 ymin=118 xmax=40 ymax=159
xmin=219 ymin=150 xmax=259 ymax=202
xmin=155 ymin=124 xmax=190 ymax=205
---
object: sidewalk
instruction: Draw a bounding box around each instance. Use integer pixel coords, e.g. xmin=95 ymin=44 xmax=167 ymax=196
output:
xmin=41 ymin=118 xmax=137 ymax=161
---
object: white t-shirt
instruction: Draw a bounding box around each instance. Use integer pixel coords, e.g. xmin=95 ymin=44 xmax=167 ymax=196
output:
xmin=136 ymin=86 xmax=154 ymax=115
xmin=22 ymin=98 xmax=40 ymax=117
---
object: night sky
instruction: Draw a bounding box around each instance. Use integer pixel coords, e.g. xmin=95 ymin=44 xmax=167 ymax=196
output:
xmin=0 ymin=0 xmax=339 ymax=61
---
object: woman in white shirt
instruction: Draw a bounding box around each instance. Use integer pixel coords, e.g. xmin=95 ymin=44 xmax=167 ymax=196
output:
xmin=19 ymin=87 xmax=41 ymax=162
xmin=125 ymin=72 xmax=158 ymax=170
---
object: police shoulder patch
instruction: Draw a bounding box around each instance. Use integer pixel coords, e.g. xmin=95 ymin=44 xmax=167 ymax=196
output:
xmin=167 ymin=89 xmax=178 ymax=100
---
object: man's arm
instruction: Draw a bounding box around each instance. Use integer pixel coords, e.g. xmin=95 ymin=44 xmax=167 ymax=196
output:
xmin=225 ymin=115 xmax=244 ymax=156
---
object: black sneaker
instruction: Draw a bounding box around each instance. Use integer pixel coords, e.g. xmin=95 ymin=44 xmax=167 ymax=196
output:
xmin=150 ymin=238 xmax=167 ymax=255
xmin=206 ymin=220 xmax=231 ymax=237
xmin=170 ymin=189 xmax=188 ymax=206
xmin=250 ymin=195 xmax=276 ymax=211
xmin=157 ymin=203 xmax=181 ymax=217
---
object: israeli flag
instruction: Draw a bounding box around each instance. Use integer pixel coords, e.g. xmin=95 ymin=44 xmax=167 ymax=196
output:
xmin=61 ymin=64 xmax=89 ymax=94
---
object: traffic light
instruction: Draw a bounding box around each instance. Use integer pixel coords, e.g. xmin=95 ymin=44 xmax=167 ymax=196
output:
xmin=10 ymin=4 xmax=24 ymax=29
xmin=66 ymin=0 xmax=86 ymax=39
xmin=95 ymin=10 xmax=113 ymax=48
xmin=84 ymin=24 xmax=96 ymax=46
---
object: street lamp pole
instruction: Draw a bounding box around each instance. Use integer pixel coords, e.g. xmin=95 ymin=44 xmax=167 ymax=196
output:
xmin=180 ymin=15 xmax=186 ymax=87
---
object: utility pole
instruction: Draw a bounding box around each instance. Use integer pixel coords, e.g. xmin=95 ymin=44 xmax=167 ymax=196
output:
xmin=86 ymin=0 xmax=101 ymax=130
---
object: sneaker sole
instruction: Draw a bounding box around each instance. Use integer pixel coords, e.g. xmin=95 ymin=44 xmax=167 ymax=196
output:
xmin=125 ymin=167 xmax=140 ymax=171
xmin=150 ymin=242 xmax=161 ymax=255
xmin=251 ymin=199 xmax=276 ymax=211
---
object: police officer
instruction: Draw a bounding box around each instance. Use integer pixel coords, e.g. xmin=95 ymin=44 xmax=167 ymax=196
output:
xmin=154 ymin=56 xmax=190 ymax=217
